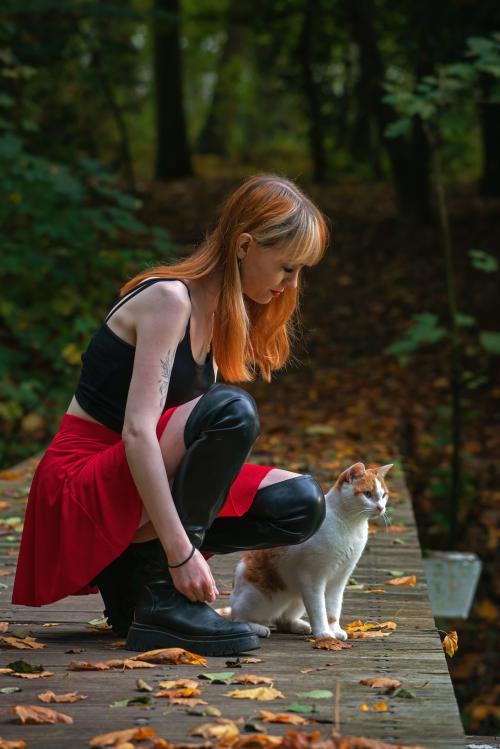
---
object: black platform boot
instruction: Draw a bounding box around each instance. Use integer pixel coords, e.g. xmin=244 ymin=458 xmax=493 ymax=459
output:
xmin=201 ymin=474 xmax=326 ymax=554
xmin=126 ymin=384 xmax=261 ymax=656
xmin=91 ymin=547 xmax=138 ymax=636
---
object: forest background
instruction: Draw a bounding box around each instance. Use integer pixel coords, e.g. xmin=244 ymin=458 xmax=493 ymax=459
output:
xmin=0 ymin=0 xmax=499 ymax=737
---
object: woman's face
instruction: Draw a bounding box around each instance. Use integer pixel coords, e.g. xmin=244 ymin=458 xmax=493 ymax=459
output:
xmin=237 ymin=234 xmax=303 ymax=304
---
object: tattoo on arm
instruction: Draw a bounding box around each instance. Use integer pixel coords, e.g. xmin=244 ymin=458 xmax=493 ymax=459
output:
xmin=159 ymin=349 xmax=175 ymax=410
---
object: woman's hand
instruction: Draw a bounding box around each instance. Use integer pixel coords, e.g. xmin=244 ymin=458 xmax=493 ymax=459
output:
xmin=169 ymin=549 xmax=219 ymax=603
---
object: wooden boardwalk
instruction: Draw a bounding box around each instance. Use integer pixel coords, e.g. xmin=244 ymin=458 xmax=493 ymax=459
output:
xmin=0 ymin=460 xmax=467 ymax=748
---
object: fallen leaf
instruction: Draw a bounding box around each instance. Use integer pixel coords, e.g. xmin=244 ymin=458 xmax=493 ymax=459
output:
xmin=37 ymin=690 xmax=87 ymax=703
xmin=360 ymin=704 xmax=370 ymax=711
xmin=0 ymin=636 xmax=46 ymax=650
xmin=0 ymin=739 xmax=27 ymax=748
xmin=136 ymin=678 xmax=153 ymax=692
xmin=0 ymin=570 xmax=13 ymax=576
xmin=224 ymin=687 xmax=284 ymax=701
xmin=11 ymin=671 xmax=54 ymax=679
xmin=348 ymin=631 xmax=391 ymax=639
xmin=190 ymin=720 xmax=240 ymax=742
xmin=169 ymin=697 xmax=208 ymax=706
xmin=359 ymin=677 xmax=402 ymax=692
xmin=386 ymin=576 xmax=416 ymax=586
xmin=372 ymin=701 xmax=389 ymax=711
xmin=10 ymin=704 xmax=73 ymax=724
xmin=313 ymin=637 xmax=352 ymax=651
xmin=232 ymin=674 xmax=274 ymax=685
xmin=0 ymin=687 xmax=21 ymax=694
xmin=110 ymin=696 xmax=152 ymax=708
xmin=158 ymin=678 xmax=199 ymax=689
xmin=231 ymin=734 xmax=282 ymax=749
xmin=363 ymin=589 xmax=387 ymax=594
xmin=385 ymin=524 xmax=407 ymax=533
xmin=104 ymin=658 xmax=156 ymax=669
xmin=42 ymin=623 xmax=60 ymax=627
xmin=442 ymin=630 xmax=458 ymax=657
xmin=69 ymin=661 xmax=110 ymax=671
xmin=0 ymin=622 xmax=9 ymax=633
xmin=198 ymin=671 xmax=235 ymax=684
xmin=259 ymin=710 xmax=311 ymax=725
xmin=286 ymin=704 xmax=319 ymax=714
xmin=345 ymin=620 xmax=396 ymax=632
xmin=154 ymin=688 xmax=201 ymax=698
xmin=129 ymin=648 xmax=207 ymax=666
xmin=89 ymin=727 xmax=157 ymax=747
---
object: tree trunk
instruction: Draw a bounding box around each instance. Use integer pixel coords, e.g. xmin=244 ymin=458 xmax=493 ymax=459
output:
xmin=196 ymin=3 xmax=250 ymax=156
xmin=153 ymin=0 xmax=193 ymax=180
xmin=347 ymin=0 xmax=432 ymax=221
xmin=297 ymin=0 xmax=328 ymax=184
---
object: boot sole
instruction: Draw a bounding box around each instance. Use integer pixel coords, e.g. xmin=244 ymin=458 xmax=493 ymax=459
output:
xmin=125 ymin=622 xmax=260 ymax=657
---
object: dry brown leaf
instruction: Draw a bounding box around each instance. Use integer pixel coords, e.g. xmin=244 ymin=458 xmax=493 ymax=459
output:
xmin=0 ymin=635 xmax=46 ymax=649
xmin=169 ymin=697 xmax=208 ymax=707
xmin=348 ymin=631 xmax=391 ymax=639
xmin=0 ymin=738 xmax=27 ymax=748
xmin=38 ymin=690 xmax=87 ymax=703
xmin=442 ymin=630 xmax=458 ymax=658
xmin=42 ymin=623 xmax=60 ymax=627
xmin=103 ymin=658 xmax=156 ymax=669
xmin=259 ymin=710 xmax=311 ymax=725
xmin=158 ymin=678 xmax=199 ymax=689
xmin=89 ymin=727 xmax=157 ymax=747
xmin=0 ymin=570 xmax=13 ymax=576
xmin=363 ymin=589 xmax=386 ymax=594
xmin=232 ymin=734 xmax=282 ymax=749
xmin=232 ymin=674 xmax=274 ymax=685
xmin=345 ymin=620 xmax=396 ymax=632
xmin=385 ymin=576 xmax=416 ymax=586
xmin=313 ymin=637 xmax=352 ymax=651
xmin=190 ymin=719 xmax=240 ymax=742
xmin=0 ymin=470 xmax=24 ymax=480
xmin=224 ymin=687 xmax=284 ymax=701
xmin=384 ymin=525 xmax=407 ymax=533
xmin=11 ymin=671 xmax=54 ymax=679
xmin=154 ymin=688 xmax=201 ymax=698
xmin=129 ymin=647 xmax=207 ymax=666
xmin=10 ymin=704 xmax=73 ymax=725
xmin=372 ymin=701 xmax=389 ymax=712
xmin=359 ymin=677 xmax=402 ymax=692
xmin=0 ymin=622 xmax=9 ymax=633
xmin=69 ymin=660 xmax=110 ymax=671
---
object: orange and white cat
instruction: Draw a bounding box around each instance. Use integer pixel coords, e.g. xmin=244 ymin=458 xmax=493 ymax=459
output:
xmin=229 ymin=462 xmax=392 ymax=640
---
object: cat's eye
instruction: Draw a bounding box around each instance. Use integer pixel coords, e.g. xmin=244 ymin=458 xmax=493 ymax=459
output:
xmin=283 ymin=266 xmax=294 ymax=273
xmin=364 ymin=491 xmax=373 ymax=498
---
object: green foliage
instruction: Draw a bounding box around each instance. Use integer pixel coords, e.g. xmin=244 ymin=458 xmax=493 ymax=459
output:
xmin=386 ymin=313 xmax=446 ymax=356
xmin=0 ymin=38 xmax=178 ymax=467
xmin=468 ymin=249 xmax=498 ymax=273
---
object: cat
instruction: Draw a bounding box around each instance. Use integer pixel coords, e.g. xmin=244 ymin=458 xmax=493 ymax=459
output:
xmin=228 ymin=462 xmax=392 ymax=640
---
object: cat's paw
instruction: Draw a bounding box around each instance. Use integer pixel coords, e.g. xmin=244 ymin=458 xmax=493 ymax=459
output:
xmin=248 ymin=622 xmax=271 ymax=638
xmin=331 ymin=626 xmax=348 ymax=641
xmin=288 ymin=618 xmax=312 ymax=635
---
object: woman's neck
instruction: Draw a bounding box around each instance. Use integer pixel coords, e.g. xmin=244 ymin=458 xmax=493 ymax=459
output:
xmin=190 ymin=270 xmax=223 ymax=316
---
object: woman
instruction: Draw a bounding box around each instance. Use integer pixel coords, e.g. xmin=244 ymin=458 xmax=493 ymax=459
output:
xmin=12 ymin=174 xmax=330 ymax=657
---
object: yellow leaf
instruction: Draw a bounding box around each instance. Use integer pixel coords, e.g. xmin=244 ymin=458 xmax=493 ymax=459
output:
xmin=0 ymin=738 xmax=27 ymax=748
xmin=224 ymin=687 xmax=284 ymax=701
xmin=89 ymin=727 xmax=157 ymax=747
xmin=363 ymin=589 xmax=386 ymax=594
xmin=190 ymin=720 xmax=240 ymax=741
xmin=129 ymin=647 xmax=207 ymax=666
xmin=442 ymin=630 xmax=458 ymax=657
xmin=61 ymin=343 xmax=82 ymax=366
xmin=37 ymin=690 xmax=87 ymax=703
xmin=10 ymin=705 xmax=73 ymax=725
xmin=158 ymin=678 xmax=199 ymax=689
xmin=232 ymin=674 xmax=274 ymax=685
xmin=259 ymin=710 xmax=311 ymax=725
xmin=360 ymin=704 xmax=370 ymax=711
xmin=372 ymin=701 xmax=389 ymax=711
xmin=386 ymin=575 xmax=416 ymax=586
xmin=0 ymin=636 xmax=46 ymax=650
xmin=154 ymin=688 xmax=201 ymax=698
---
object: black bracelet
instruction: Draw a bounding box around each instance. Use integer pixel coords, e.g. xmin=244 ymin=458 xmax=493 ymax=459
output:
xmin=167 ymin=544 xmax=196 ymax=569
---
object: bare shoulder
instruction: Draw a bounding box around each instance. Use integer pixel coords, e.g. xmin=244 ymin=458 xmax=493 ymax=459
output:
xmin=134 ymin=279 xmax=191 ymax=321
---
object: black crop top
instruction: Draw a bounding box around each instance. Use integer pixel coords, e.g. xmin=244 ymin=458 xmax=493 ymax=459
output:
xmin=74 ymin=278 xmax=215 ymax=433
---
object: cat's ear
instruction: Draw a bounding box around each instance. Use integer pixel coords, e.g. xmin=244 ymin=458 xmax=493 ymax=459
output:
xmin=376 ymin=464 xmax=394 ymax=477
xmin=346 ymin=462 xmax=366 ymax=482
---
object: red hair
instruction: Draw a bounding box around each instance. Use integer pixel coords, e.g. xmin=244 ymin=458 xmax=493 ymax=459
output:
xmin=121 ymin=174 xmax=330 ymax=382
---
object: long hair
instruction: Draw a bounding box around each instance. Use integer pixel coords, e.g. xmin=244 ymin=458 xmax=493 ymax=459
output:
xmin=121 ymin=174 xmax=330 ymax=382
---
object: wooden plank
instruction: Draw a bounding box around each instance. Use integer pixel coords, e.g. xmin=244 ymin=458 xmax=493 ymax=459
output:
xmin=0 ymin=465 xmax=467 ymax=748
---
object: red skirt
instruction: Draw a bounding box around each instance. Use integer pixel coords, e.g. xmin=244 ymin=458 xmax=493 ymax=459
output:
xmin=12 ymin=410 xmax=273 ymax=607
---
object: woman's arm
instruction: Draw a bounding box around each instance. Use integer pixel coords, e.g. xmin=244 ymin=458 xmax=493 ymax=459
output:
xmin=122 ymin=282 xmax=217 ymax=603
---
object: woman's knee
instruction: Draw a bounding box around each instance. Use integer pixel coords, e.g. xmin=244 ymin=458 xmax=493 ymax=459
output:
xmin=253 ymin=474 xmax=326 ymax=543
xmin=186 ymin=384 xmax=260 ymax=447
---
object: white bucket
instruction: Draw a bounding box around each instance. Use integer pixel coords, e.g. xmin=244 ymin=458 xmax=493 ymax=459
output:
xmin=423 ymin=551 xmax=482 ymax=619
